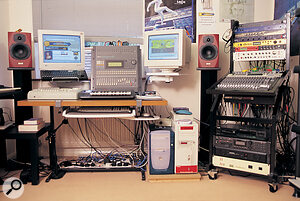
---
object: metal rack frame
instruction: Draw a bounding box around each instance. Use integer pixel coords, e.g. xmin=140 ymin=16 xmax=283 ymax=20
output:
xmin=207 ymin=14 xmax=291 ymax=192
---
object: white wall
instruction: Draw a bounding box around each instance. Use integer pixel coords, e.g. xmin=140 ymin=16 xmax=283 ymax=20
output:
xmin=0 ymin=0 xmax=11 ymax=86
xmin=32 ymin=0 xmax=143 ymax=37
xmin=9 ymin=0 xmax=33 ymax=33
xmin=0 ymin=0 xmax=15 ymax=159
xmin=0 ymin=0 xmax=34 ymax=159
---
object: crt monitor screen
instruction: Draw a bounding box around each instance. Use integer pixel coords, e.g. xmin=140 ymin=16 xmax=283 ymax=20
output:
xmin=42 ymin=34 xmax=81 ymax=63
xmin=148 ymin=34 xmax=179 ymax=60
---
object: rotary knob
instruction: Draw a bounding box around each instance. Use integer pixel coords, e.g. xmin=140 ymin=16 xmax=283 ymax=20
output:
xmin=131 ymin=59 xmax=137 ymax=65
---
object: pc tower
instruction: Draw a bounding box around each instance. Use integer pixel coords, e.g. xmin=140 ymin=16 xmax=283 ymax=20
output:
xmin=148 ymin=126 xmax=174 ymax=174
xmin=172 ymin=121 xmax=198 ymax=173
xmin=8 ymin=32 xmax=33 ymax=68
xmin=198 ymin=34 xmax=219 ymax=69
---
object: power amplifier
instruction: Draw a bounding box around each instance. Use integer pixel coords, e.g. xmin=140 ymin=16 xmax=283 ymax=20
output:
xmin=214 ymin=147 xmax=269 ymax=163
xmin=213 ymin=136 xmax=271 ymax=153
xmin=235 ymin=29 xmax=285 ymax=38
xmin=216 ymin=124 xmax=270 ymax=140
xmin=212 ymin=156 xmax=270 ymax=175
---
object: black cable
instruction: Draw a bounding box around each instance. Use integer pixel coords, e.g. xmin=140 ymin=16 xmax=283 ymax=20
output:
xmin=76 ymin=119 xmax=107 ymax=156
xmin=117 ymin=119 xmax=135 ymax=136
xmin=86 ymin=119 xmax=126 ymax=146
xmin=67 ymin=122 xmax=93 ymax=148
xmin=144 ymin=76 xmax=151 ymax=92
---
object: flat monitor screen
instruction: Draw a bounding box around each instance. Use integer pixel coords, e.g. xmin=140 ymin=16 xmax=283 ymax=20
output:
xmin=42 ymin=34 xmax=81 ymax=63
xmin=148 ymin=34 xmax=179 ymax=60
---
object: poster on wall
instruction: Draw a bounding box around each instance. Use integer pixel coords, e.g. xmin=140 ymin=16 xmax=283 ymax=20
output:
xmin=219 ymin=0 xmax=254 ymax=23
xmin=275 ymin=0 xmax=300 ymax=56
xmin=144 ymin=0 xmax=196 ymax=42
xmin=274 ymin=0 xmax=300 ymax=19
xmin=198 ymin=0 xmax=217 ymax=33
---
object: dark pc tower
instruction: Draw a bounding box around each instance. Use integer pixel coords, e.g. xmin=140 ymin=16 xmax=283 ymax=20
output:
xmin=149 ymin=126 xmax=174 ymax=174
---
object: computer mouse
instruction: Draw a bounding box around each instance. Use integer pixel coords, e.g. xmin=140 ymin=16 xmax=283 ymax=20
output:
xmin=175 ymin=110 xmax=192 ymax=115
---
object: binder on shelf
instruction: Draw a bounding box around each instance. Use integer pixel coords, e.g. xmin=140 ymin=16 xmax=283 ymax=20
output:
xmin=18 ymin=121 xmax=45 ymax=132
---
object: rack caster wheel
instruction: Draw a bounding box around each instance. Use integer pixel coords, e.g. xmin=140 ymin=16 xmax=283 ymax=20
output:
xmin=141 ymin=170 xmax=146 ymax=181
xmin=208 ymin=171 xmax=218 ymax=180
xmin=268 ymin=183 xmax=278 ymax=193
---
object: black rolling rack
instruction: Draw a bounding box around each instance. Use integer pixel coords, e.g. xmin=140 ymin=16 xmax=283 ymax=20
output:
xmin=206 ymin=13 xmax=291 ymax=193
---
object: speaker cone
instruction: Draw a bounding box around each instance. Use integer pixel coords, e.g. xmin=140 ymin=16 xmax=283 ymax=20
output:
xmin=200 ymin=45 xmax=218 ymax=60
xmin=10 ymin=43 xmax=31 ymax=60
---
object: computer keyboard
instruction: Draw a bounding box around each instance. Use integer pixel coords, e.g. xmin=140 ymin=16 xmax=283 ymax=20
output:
xmin=28 ymin=88 xmax=82 ymax=100
xmin=62 ymin=106 xmax=136 ymax=118
xmin=40 ymin=70 xmax=88 ymax=81
xmin=79 ymin=90 xmax=135 ymax=99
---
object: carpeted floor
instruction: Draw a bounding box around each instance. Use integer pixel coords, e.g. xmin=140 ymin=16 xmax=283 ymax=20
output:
xmin=0 ymin=171 xmax=298 ymax=201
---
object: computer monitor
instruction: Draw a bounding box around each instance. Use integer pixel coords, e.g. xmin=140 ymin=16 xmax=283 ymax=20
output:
xmin=38 ymin=29 xmax=85 ymax=71
xmin=144 ymin=29 xmax=191 ymax=72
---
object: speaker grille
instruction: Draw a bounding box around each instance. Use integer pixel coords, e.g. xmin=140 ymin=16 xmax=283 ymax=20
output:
xmin=200 ymin=44 xmax=218 ymax=60
xmin=10 ymin=43 xmax=31 ymax=60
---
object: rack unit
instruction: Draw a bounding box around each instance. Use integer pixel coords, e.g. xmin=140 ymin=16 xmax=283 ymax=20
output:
xmin=207 ymin=14 xmax=291 ymax=192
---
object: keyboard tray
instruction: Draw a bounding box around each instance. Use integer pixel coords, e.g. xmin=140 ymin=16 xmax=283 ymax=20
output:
xmin=62 ymin=108 xmax=136 ymax=118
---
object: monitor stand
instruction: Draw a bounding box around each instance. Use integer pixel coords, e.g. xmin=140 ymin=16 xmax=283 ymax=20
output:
xmin=147 ymin=69 xmax=180 ymax=82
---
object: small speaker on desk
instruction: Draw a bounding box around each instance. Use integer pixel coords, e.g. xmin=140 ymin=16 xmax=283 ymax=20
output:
xmin=8 ymin=32 xmax=33 ymax=68
xmin=198 ymin=34 xmax=219 ymax=70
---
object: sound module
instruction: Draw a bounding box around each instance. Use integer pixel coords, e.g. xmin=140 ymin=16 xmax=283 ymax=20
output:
xmin=233 ymin=18 xmax=289 ymax=61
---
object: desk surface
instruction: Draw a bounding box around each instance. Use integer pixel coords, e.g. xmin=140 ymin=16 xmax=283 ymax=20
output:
xmin=17 ymin=99 xmax=168 ymax=107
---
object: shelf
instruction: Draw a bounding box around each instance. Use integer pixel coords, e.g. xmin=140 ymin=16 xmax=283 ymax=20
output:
xmin=0 ymin=123 xmax=50 ymax=139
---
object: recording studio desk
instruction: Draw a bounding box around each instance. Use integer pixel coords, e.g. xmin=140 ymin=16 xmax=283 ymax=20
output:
xmin=17 ymin=99 xmax=168 ymax=182
xmin=17 ymin=99 xmax=167 ymax=107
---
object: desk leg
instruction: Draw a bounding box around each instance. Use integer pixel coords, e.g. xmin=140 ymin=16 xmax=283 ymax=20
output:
xmin=0 ymin=136 xmax=7 ymax=168
xmin=139 ymin=106 xmax=147 ymax=181
xmin=46 ymin=106 xmax=65 ymax=182
xmin=30 ymin=137 xmax=39 ymax=185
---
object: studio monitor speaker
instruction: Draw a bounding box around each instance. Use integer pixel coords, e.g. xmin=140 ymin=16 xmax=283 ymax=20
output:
xmin=198 ymin=34 xmax=219 ymax=70
xmin=8 ymin=32 xmax=33 ymax=68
